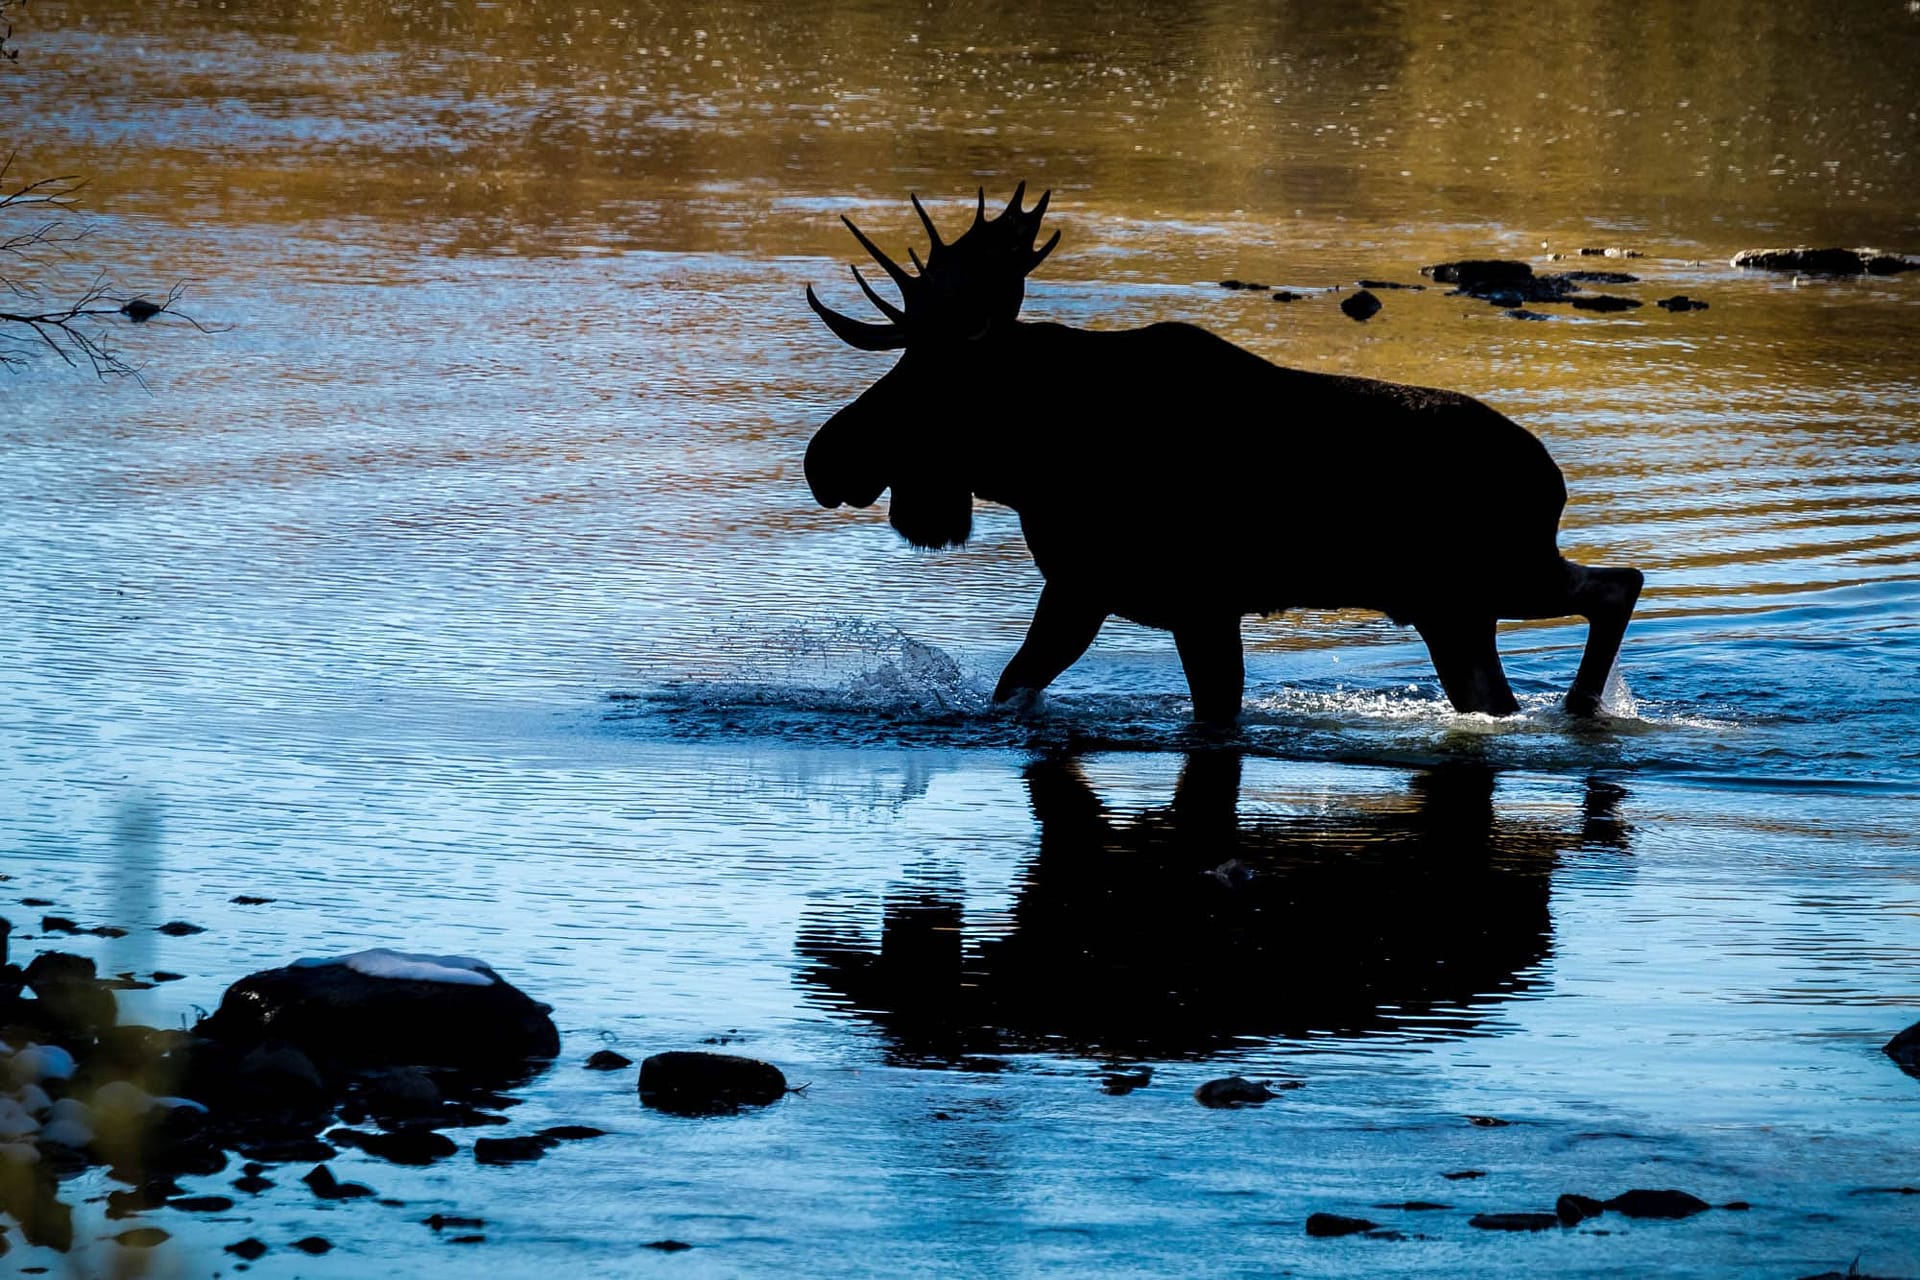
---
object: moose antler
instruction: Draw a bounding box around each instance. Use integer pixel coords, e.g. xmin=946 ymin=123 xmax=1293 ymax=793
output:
xmin=808 ymin=184 xmax=1057 ymax=352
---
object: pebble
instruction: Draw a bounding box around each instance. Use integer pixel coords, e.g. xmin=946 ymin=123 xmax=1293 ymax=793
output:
xmin=225 ymin=1238 xmax=268 ymax=1260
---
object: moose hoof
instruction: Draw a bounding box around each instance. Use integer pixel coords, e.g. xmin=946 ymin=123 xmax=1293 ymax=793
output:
xmin=993 ymin=687 xmax=1048 ymax=718
xmin=1563 ymin=689 xmax=1602 ymax=718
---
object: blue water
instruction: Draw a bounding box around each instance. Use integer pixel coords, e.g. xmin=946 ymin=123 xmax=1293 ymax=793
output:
xmin=3 ymin=1 xmax=1920 ymax=1274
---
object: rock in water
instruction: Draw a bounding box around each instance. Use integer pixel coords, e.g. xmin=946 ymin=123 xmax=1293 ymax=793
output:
xmin=1603 ymin=1188 xmax=1710 ymax=1218
xmin=1731 ymin=246 xmax=1919 ymax=275
xmin=1885 ymin=1019 xmax=1920 ymax=1078
xmin=1304 ymin=1212 xmax=1376 ymax=1237
xmin=1192 ymin=1076 xmax=1292 ymax=1108
xmin=195 ymin=949 xmax=559 ymax=1070
xmin=1340 ymin=290 xmax=1382 ymax=322
xmin=638 ymin=1051 xmax=788 ymax=1116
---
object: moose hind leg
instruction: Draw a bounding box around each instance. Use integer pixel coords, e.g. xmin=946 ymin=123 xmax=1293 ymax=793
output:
xmin=1415 ymin=617 xmax=1520 ymax=716
xmin=993 ymin=582 xmax=1109 ymax=706
xmin=1173 ymin=617 xmax=1245 ymax=724
xmin=1564 ymin=564 xmax=1644 ymax=717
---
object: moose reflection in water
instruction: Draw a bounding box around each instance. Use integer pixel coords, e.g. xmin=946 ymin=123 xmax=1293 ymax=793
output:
xmin=803 ymin=186 xmax=1645 ymax=722
xmin=797 ymin=755 xmax=1629 ymax=1063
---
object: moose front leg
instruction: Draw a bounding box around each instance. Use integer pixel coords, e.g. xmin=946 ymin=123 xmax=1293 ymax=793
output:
xmin=993 ymin=582 xmax=1109 ymax=707
xmin=1173 ymin=616 xmax=1245 ymax=724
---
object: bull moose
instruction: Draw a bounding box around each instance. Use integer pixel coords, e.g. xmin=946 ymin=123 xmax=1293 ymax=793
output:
xmin=803 ymin=185 xmax=1644 ymax=722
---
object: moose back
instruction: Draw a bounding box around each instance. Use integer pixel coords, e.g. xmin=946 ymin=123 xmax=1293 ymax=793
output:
xmin=803 ymin=186 xmax=1643 ymax=722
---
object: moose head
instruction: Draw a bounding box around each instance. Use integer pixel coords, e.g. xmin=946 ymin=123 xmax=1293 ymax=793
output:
xmin=803 ymin=184 xmax=1057 ymax=550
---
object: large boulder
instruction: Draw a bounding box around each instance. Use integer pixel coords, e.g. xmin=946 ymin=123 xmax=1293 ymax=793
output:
xmin=195 ymin=949 xmax=559 ymax=1072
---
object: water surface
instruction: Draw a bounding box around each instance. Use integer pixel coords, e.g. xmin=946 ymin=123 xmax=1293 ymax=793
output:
xmin=2 ymin=0 xmax=1919 ymax=1274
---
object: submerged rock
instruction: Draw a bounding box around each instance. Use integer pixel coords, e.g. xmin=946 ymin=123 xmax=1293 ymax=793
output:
xmin=1569 ymin=295 xmax=1643 ymax=312
xmin=195 ymin=949 xmax=559 ymax=1071
xmin=225 ymin=1237 xmax=269 ymax=1260
xmin=638 ymin=1051 xmax=788 ymax=1116
xmin=1304 ymin=1212 xmax=1376 ymax=1237
xmin=1657 ymin=295 xmax=1710 ymax=311
xmin=1731 ymin=247 xmax=1919 ymax=275
xmin=1557 ymin=1192 xmax=1605 ymax=1224
xmin=1470 ymin=1212 xmax=1561 ymax=1231
xmin=583 ymin=1049 xmax=633 ymax=1071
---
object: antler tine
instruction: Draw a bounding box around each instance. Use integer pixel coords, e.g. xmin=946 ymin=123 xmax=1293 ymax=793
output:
xmin=909 ymin=193 xmax=943 ymax=251
xmin=1028 ymin=188 xmax=1052 ymax=232
xmin=1001 ymin=180 xmax=1028 ymax=221
xmin=840 ymin=215 xmax=916 ymax=294
xmin=907 ymin=246 xmax=926 ymax=273
xmin=806 ymin=284 xmax=908 ymax=351
xmin=850 ymin=264 xmax=907 ymax=324
xmin=1029 ymin=228 xmax=1061 ymax=272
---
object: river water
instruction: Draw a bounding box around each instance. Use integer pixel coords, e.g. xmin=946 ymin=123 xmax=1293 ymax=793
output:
xmin=3 ymin=1 xmax=1919 ymax=1275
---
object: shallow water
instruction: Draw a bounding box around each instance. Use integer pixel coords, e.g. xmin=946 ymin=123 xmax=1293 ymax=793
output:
xmin=3 ymin=0 xmax=1919 ymax=1274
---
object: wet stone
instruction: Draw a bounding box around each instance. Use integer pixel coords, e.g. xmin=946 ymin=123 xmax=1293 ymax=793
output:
xmin=232 ymin=1173 xmax=274 ymax=1194
xmin=238 ymin=1137 xmax=337 ymax=1164
xmin=1657 ymin=295 xmax=1709 ymax=311
xmin=329 ymin=1126 xmax=457 ymax=1165
xmin=1305 ymin=1213 xmax=1376 ymax=1238
xmin=645 ymin=1240 xmax=694 ymax=1252
xmin=1442 ymin=1170 xmax=1487 ymax=1180
xmin=302 ymin=1163 xmax=374 ymax=1200
xmin=230 ymin=896 xmax=275 ymax=905
xmin=291 ymin=1235 xmax=333 ymax=1255
xmin=1504 ymin=309 xmax=1553 ymax=320
xmin=225 ymin=1238 xmax=268 ymax=1261
xmin=1883 ymin=1019 xmax=1920 ymax=1077
xmin=156 ymin=921 xmax=207 ymax=936
xmin=1269 ymin=290 xmax=1305 ymax=302
xmin=1604 ymin=1188 xmax=1710 ymax=1219
xmin=1357 ymin=279 xmax=1423 ymax=290
xmin=473 ymin=1135 xmax=554 ymax=1164
xmin=1193 ymin=1076 xmax=1282 ymax=1108
xmin=639 ymin=1051 xmax=788 ymax=1116
xmin=424 ymin=1214 xmax=486 ymax=1231
xmin=1470 ymin=1212 xmax=1561 ymax=1231
xmin=1466 ymin=1115 xmax=1509 ymax=1127
xmin=1731 ymin=246 xmax=1919 ymax=275
xmin=537 ymin=1125 xmax=606 ymax=1142
xmin=1102 ymin=1067 xmax=1153 ymax=1095
xmin=1569 ymin=294 xmax=1643 ymax=312
xmin=584 ymin=1049 xmax=633 ymax=1071
xmin=1557 ymin=1193 xmax=1605 ymax=1224
xmin=169 ymin=1195 xmax=236 ymax=1212
xmin=1340 ymin=289 xmax=1382 ymax=321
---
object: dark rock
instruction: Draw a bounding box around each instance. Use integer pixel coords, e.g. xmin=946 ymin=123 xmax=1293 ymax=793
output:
xmin=156 ymin=921 xmax=206 ymax=936
xmin=230 ymin=896 xmax=275 ymax=905
xmin=424 ymin=1214 xmax=486 ymax=1230
xmin=168 ymin=1195 xmax=235 ymax=1212
xmin=1504 ymin=309 xmax=1553 ymax=321
xmin=1469 ymin=1212 xmax=1561 ymax=1231
xmin=21 ymin=950 xmax=117 ymax=1032
xmin=1884 ymin=1020 xmax=1920 ymax=1077
xmin=1656 ymin=295 xmax=1709 ymax=312
xmin=1193 ymin=1075 xmax=1281 ymax=1108
xmin=115 ymin=1226 xmax=171 ymax=1248
xmin=1441 ymin=1169 xmax=1487 ymax=1180
xmin=39 ymin=916 xmax=80 ymax=934
xmin=1218 ymin=280 xmax=1266 ymax=290
xmin=583 ymin=1049 xmax=633 ymax=1071
xmin=302 ymin=1164 xmax=373 ymax=1200
xmin=1340 ymin=290 xmax=1382 ymax=321
xmin=1569 ymin=295 xmax=1643 ymax=312
xmin=1731 ymin=246 xmax=1919 ymax=275
xmin=1722 ymin=1200 xmax=1750 ymax=1210
xmin=226 ymin=1238 xmax=269 ymax=1260
xmin=1466 ymin=1115 xmax=1509 ymax=1127
xmin=236 ymin=1137 xmax=337 ymax=1164
xmin=1357 ymin=279 xmax=1423 ymax=291
xmin=536 ymin=1125 xmax=606 ymax=1142
xmin=232 ymin=1173 xmax=274 ymax=1194
xmin=1603 ymin=1188 xmax=1710 ymax=1219
xmin=291 ymin=1235 xmax=333 ymax=1254
xmin=450 ymin=1234 xmax=486 ymax=1243
xmin=106 ymin=1181 xmax=179 ymax=1219
xmin=1102 ymin=1067 xmax=1153 ymax=1095
xmin=638 ymin=1051 xmax=788 ymax=1116
xmin=196 ymin=950 xmax=559 ymax=1071
xmin=20 ymin=898 xmax=53 ymax=907
xmin=1269 ymin=290 xmax=1305 ymax=302
xmin=355 ymin=1066 xmax=442 ymax=1118
xmin=151 ymin=971 xmax=185 ymax=983
xmin=1304 ymin=1212 xmax=1376 ymax=1237
xmin=645 ymin=1240 xmax=694 ymax=1252
xmin=1556 ymin=1193 xmax=1605 ymax=1224
xmin=473 ymin=1135 xmax=554 ymax=1164
xmin=1422 ymin=259 xmax=1534 ymax=287
xmin=328 ymin=1126 xmax=457 ymax=1166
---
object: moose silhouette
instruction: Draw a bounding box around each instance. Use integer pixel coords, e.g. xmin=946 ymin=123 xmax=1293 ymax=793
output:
xmin=804 ymin=186 xmax=1644 ymax=722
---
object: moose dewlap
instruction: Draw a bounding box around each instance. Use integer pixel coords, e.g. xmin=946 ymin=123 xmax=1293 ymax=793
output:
xmin=803 ymin=184 xmax=1643 ymax=722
